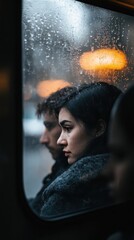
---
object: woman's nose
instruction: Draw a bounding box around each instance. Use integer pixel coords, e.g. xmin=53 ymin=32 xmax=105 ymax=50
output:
xmin=57 ymin=132 xmax=67 ymax=145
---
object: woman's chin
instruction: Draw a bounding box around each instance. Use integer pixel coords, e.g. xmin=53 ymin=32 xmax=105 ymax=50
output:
xmin=68 ymin=157 xmax=76 ymax=165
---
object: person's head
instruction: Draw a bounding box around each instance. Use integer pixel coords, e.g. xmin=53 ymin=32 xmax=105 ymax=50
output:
xmin=56 ymin=82 xmax=122 ymax=164
xmin=107 ymin=84 xmax=134 ymax=202
xmin=36 ymin=86 xmax=75 ymax=161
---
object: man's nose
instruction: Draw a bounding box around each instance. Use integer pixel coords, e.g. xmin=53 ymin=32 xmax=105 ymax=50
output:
xmin=40 ymin=131 xmax=49 ymax=144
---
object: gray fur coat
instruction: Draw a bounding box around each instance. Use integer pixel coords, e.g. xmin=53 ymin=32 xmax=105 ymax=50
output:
xmin=40 ymin=153 xmax=112 ymax=219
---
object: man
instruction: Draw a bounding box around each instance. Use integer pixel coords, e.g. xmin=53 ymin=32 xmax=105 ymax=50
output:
xmin=105 ymin=85 xmax=134 ymax=240
xmin=29 ymin=86 xmax=75 ymax=214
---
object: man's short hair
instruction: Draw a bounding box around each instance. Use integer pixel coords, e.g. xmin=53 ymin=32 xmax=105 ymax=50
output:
xmin=36 ymin=86 xmax=76 ymax=118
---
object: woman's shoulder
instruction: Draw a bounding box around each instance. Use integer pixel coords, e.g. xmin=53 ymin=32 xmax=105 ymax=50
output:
xmin=76 ymin=153 xmax=110 ymax=165
xmin=72 ymin=153 xmax=110 ymax=176
xmin=43 ymin=153 xmax=110 ymax=196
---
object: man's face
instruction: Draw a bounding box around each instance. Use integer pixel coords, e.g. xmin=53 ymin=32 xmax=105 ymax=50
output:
xmin=108 ymin=117 xmax=134 ymax=202
xmin=40 ymin=111 xmax=63 ymax=160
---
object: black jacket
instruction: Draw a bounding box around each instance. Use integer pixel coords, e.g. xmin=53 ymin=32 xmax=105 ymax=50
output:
xmin=29 ymin=159 xmax=69 ymax=214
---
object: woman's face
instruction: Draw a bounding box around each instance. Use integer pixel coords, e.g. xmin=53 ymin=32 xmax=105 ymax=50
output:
xmin=57 ymin=107 xmax=96 ymax=164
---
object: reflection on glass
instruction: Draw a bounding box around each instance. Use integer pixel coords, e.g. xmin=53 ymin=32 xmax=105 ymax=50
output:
xmin=22 ymin=0 xmax=134 ymax=219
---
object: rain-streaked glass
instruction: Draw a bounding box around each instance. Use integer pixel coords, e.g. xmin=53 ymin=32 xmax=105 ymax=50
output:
xmin=22 ymin=0 xmax=134 ymax=219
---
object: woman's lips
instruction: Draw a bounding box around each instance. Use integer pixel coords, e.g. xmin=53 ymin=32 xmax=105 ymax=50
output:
xmin=64 ymin=151 xmax=71 ymax=157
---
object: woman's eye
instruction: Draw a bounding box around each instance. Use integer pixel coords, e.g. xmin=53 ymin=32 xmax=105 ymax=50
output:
xmin=64 ymin=126 xmax=72 ymax=133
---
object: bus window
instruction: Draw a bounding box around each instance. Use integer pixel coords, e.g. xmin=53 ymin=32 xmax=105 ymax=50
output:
xmin=22 ymin=0 xmax=134 ymax=220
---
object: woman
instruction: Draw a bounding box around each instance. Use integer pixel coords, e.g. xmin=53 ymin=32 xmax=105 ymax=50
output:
xmin=40 ymin=82 xmax=122 ymax=219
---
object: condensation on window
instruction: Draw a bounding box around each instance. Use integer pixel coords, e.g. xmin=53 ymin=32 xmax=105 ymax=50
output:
xmin=22 ymin=0 xmax=134 ymax=218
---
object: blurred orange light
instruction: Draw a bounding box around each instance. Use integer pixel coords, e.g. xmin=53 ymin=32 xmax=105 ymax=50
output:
xmin=79 ymin=48 xmax=127 ymax=71
xmin=36 ymin=79 xmax=71 ymax=98
xmin=0 ymin=70 xmax=9 ymax=93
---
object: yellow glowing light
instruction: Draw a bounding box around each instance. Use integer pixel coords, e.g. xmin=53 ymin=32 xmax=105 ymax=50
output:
xmin=79 ymin=48 xmax=127 ymax=71
xmin=36 ymin=79 xmax=71 ymax=98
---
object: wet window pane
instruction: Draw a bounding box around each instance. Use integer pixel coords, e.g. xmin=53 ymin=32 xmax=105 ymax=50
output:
xmin=22 ymin=0 xmax=134 ymax=219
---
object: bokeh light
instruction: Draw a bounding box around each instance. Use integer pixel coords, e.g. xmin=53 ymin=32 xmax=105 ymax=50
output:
xmin=36 ymin=79 xmax=71 ymax=98
xmin=79 ymin=48 xmax=127 ymax=71
xmin=0 ymin=70 xmax=9 ymax=93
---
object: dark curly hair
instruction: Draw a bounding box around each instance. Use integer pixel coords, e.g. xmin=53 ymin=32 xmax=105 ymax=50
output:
xmin=36 ymin=86 xmax=76 ymax=118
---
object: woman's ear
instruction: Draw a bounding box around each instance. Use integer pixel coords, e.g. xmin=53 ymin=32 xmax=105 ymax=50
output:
xmin=95 ymin=119 xmax=106 ymax=137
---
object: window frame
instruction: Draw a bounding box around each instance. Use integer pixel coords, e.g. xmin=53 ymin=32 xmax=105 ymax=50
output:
xmin=18 ymin=0 xmax=134 ymax=226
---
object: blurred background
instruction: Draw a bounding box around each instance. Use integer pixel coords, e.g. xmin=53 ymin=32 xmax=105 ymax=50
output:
xmin=22 ymin=0 xmax=134 ymax=198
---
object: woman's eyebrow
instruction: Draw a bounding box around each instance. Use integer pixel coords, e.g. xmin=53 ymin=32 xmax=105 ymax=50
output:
xmin=59 ymin=120 xmax=72 ymax=126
